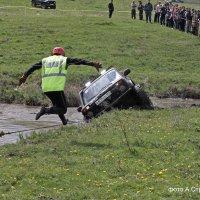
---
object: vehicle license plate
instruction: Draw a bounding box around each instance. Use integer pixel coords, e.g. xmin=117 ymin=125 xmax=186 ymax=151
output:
xmin=95 ymin=91 xmax=111 ymax=105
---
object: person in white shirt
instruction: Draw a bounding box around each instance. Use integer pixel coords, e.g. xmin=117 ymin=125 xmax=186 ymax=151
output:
xmin=154 ymin=1 xmax=162 ymax=23
xmin=131 ymin=0 xmax=137 ymax=19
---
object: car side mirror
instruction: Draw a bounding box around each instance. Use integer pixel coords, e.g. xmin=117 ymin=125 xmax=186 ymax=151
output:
xmin=77 ymin=106 xmax=82 ymax=112
xmin=123 ymin=69 xmax=131 ymax=76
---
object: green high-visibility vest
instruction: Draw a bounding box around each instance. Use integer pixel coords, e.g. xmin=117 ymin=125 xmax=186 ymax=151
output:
xmin=41 ymin=55 xmax=67 ymax=92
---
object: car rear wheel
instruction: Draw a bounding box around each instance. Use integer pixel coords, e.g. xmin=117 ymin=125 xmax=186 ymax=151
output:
xmin=84 ymin=116 xmax=91 ymax=123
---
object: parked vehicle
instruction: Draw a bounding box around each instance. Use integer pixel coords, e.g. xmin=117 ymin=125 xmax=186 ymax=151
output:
xmin=77 ymin=68 xmax=153 ymax=120
xmin=31 ymin=0 xmax=56 ymax=9
xmin=171 ymin=0 xmax=184 ymax=3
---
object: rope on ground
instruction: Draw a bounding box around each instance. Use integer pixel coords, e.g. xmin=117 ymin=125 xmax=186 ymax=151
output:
xmin=0 ymin=120 xmax=84 ymax=137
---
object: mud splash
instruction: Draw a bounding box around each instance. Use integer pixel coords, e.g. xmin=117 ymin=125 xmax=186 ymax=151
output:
xmin=0 ymin=98 xmax=200 ymax=145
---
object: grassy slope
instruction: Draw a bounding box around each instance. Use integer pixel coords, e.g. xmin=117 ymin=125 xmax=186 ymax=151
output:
xmin=0 ymin=0 xmax=200 ymax=105
xmin=0 ymin=1 xmax=200 ymax=199
xmin=0 ymin=108 xmax=200 ymax=199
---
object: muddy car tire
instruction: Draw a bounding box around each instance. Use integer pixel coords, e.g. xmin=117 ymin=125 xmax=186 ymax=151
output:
xmin=135 ymin=87 xmax=154 ymax=109
xmin=84 ymin=116 xmax=91 ymax=123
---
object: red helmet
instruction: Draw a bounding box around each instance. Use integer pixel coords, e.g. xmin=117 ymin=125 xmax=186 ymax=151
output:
xmin=52 ymin=47 xmax=65 ymax=56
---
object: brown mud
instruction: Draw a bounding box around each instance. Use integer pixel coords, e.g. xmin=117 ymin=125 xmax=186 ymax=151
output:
xmin=151 ymin=97 xmax=200 ymax=108
xmin=0 ymin=97 xmax=200 ymax=145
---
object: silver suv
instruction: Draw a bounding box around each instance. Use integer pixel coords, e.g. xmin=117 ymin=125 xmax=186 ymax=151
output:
xmin=78 ymin=68 xmax=153 ymax=120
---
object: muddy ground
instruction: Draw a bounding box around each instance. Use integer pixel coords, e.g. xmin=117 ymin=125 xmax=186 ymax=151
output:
xmin=0 ymin=104 xmax=83 ymax=145
xmin=0 ymin=97 xmax=200 ymax=145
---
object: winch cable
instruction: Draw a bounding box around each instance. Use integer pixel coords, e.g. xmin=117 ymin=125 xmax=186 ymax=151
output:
xmin=0 ymin=120 xmax=84 ymax=137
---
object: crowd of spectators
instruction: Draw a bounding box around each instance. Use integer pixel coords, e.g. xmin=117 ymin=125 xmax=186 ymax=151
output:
xmin=153 ymin=1 xmax=200 ymax=36
xmin=137 ymin=0 xmax=200 ymax=36
xmin=108 ymin=0 xmax=200 ymax=36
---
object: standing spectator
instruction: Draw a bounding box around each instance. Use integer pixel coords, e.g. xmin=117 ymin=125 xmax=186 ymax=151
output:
xmin=165 ymin=6 xmax=171 ymax=27
xmin=197 ymin=10 xmax=200 ymax=19
xmin=155 ymin=1 xmax=162 ymax=23
xmin=108 ymin=0 xmax=114 ymax=18
xmin=179 ymin=6 xmax=186 ymax=31
xmin=191 ymin=10 xmax=197 ymax=35
xmin=191 ymin=9 xmax=196 ymax=34
xmin=173 ymin=5 xmax=179 ymax=29
xmin=154 ymin=1 xmax=158 ymax=23
xmin=169 ymin=4 xmax=175 ymax=28
xmin=198 ymin=10 xmax=200 ymax=37
xmin=185 ymin=8 xmax=192 ymax=33
xmin=160 ymin=4 xmax=166 ymax=25
xmin=145 ymin=0 xmax=153 ymax=23
xmin=138 ymin=1 xmax=144 ymax=20
xmin=131 ymin=0 xmax=137 ymax=19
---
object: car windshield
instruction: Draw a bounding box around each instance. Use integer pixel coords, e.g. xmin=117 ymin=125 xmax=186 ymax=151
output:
xmin=82 ymin=70 xmax=121 ymax=104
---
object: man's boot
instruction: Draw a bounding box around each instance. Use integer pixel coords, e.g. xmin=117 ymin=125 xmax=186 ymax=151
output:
xmin=35 ymin=106 xmax=46 ymax=120
xmin=59 ymin=114 xmax=68 ymax=125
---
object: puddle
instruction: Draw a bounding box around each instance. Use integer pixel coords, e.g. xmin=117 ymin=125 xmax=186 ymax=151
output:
xmin=151 ymin=97 xmax=200 ymax=108
xmin=0 ymin=104 xmax=83 ymax=146
xmin=0 ymin=98 xmax=199 ymax=145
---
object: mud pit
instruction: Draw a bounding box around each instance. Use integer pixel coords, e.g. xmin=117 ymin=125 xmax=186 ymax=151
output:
xmin=0 ymin=98 xmax=200 ymax=145
xmin=151 ymin=97 xmax=200 ymax=108
xmin=0 ymin=104 xmax=83 ymax=145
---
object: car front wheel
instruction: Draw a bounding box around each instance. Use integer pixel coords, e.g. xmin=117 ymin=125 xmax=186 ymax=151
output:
xmin=134 ymin=86 xmax=154 ymax=109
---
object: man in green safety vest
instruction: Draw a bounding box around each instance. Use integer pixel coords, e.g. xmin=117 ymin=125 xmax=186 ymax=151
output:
xmin=19 ymin=47 xmax=102 ymax=125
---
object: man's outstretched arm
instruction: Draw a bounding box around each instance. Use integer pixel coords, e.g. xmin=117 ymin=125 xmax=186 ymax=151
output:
xmin=67 ymin=58 xmax=102 ymax=71
xmin=19 ymin=61 xmax=42 ymax=86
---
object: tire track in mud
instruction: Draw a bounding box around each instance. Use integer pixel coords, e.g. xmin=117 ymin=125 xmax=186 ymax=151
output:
xmin=0 ymin=98 xmax=200 ymax=145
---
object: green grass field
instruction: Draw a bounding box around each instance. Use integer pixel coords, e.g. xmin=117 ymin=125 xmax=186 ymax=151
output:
xmin=0 ymin=1 xmax=200 ymax=199
xmin=0 ymin=0 xmax=200 ymax=105
xmin=0 ymin=108 xmax=200 ymax=199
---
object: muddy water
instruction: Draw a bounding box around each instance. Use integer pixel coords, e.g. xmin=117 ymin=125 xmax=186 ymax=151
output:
xmin=0 ymin=98 xmax=200 ymax=146
xmin=0 ymin=104 xmax=83 ymax=145
xmin=151 ymin=97 xmax=200 ymax=108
